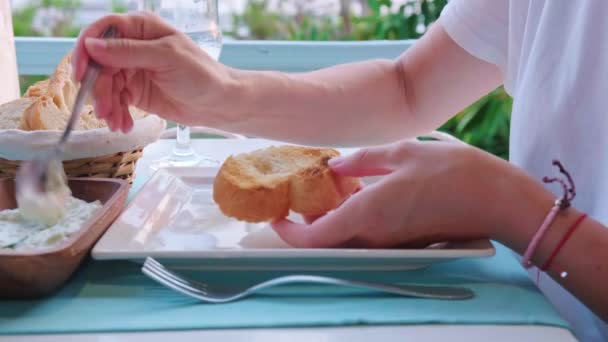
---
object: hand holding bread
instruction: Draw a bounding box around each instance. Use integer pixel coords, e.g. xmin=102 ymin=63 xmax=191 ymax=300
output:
xmin=270 ymin=140 xmax=506 ymax=249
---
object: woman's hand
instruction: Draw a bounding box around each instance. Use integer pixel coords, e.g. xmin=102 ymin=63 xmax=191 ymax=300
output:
xmin=272 ymin=139 xmax=555 ymax=249
xmin=72 ymin=12 xmax=236 ymax=133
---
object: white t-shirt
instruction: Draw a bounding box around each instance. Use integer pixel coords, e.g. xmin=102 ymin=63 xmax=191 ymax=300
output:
xmin=440 ymin=1 xmax=608 ymax=341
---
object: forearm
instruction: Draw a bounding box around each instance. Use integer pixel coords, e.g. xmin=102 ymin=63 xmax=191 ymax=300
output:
xmin=210 ymin=23 xmax=502 ymax=147
xmin=219 ymin=61 xmax=413 ymax=146
xmin=496 ymin=177 xmax=608 ymax=322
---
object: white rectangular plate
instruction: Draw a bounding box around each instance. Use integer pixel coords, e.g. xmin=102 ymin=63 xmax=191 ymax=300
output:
xmin=92 ymin=167 xmax=495 ymax=271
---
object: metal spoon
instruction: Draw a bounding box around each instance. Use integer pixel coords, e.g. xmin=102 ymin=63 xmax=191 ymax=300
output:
xmin=15 ymin=26 xmax=117 ymax=194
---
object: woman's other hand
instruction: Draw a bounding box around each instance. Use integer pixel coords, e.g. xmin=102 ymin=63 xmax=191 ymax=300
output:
xmin=272 ymin=139 xmax=554 ymax=249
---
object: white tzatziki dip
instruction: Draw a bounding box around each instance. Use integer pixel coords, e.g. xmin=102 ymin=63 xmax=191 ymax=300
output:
xmin=0 ymin=196 xmax=101 ymax=251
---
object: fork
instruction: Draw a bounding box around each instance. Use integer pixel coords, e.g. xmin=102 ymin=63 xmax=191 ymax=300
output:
xmin=141 ymin=257 xmax=474 ymax=303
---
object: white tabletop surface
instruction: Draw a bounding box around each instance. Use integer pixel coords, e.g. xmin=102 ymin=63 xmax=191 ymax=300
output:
xmin=4 ymin=139 xmax=576 ymax=342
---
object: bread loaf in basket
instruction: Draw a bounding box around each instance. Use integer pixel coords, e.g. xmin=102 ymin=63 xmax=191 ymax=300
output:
xmin=0 ymin=53 xmax=166 ymax=183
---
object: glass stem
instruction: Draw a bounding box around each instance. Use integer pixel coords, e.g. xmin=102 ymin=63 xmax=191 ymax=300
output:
xmin=173 ymin=124 xmax=195 ymax=156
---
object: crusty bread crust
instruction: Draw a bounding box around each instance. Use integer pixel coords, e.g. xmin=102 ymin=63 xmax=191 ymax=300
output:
xmin=46 ymin=54 xmax=79 ymax=114
xmin=213 ymin=145 xmax=360 ymax=223
xmin=24 ymin=79 xmax=50 ymax=98
xmin=0 ymin=98 xmax=34 ymax=130
xmin=21 ymin=95 xmax=65 ymax=130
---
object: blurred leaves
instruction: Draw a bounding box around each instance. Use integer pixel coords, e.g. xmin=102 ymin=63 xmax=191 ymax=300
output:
xmin=13 ymin=0 xmax=81 ymax=37
xmin=13 ymin=0 xmax=82 ymax=96
xmin=112 ymin=0 xmax=128 ymax=13
xmin=230 ymin=0 xmax=512 ymax=158
xmin=442 ymin=88 xmax=512 ymax=158
xmin=11 ymin=6 xmax=37 ymax=37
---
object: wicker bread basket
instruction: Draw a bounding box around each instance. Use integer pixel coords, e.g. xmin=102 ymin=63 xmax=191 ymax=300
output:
xmin=0 ymin=149 xmax=143 ymax=184
xmin=0 ymin=115 xmax=165 ymax=185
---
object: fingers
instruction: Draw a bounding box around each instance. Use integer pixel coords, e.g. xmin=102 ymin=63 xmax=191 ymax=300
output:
xmin=84 ymin=37 xmax=174 ymax=70
xmin=72 ymin=12 xmax=176 ymax=81
xmin=328 ymin=146 xmax=394 ymax=177
xmin=271 ymin=183 xmax=383 ymax=248
xmin=108 ymin=72 xmax=134 ymax=133
xmin=93 ymin=72 xmax=113 ymax=120
xmin=111 ymin=82 xmax=122 ymax=132
xmin=329 ymin=141 xmax=420 ymax=177
xmin=302 ymin=214 xmax=325 ymax=225
xmin=91 ymin=69 xmax=133 ymax=133
xmin=271 ymin=217 xmax=354 ymax=249
xmin=120 ymin=92 xmax=134 ymax=133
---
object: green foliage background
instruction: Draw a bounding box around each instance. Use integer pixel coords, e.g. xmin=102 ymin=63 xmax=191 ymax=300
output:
xmin=12 ymin=0 xmax=511 ymax=158
xmin=228 ymin=0 xmax=511 ymax=158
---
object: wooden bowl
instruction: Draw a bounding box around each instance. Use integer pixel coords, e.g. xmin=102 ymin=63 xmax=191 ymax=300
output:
xmin=0 ymin=177 xmax=129 ymax=299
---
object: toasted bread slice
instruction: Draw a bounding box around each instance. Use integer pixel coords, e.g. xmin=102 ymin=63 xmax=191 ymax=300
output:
xmin=24 ymin=79 xmax=50 ymax=98
xmin=21 ymin=95 xmax=68 ymax=131
xmin=18 ymin=54 xmax=77 ymax=130
xmin=0 ymin=98 xmax=35 ymax=130
xmin=46 ymin=53 xmax=79 ymax=114
xmin=213 ymin=145 xmax=361 ymax=223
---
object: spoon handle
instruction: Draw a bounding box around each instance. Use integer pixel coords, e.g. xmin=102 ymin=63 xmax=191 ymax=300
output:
xmin=58 ymin=26 xmax=117 ymax=148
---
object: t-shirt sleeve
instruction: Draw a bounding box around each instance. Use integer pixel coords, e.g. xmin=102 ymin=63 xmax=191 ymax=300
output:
xmin=439 ymin=0 xmax=509 ymax=70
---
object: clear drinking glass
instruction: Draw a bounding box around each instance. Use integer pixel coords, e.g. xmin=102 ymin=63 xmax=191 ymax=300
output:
xmin=141 ymin=0 xmax=223 ymax=168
